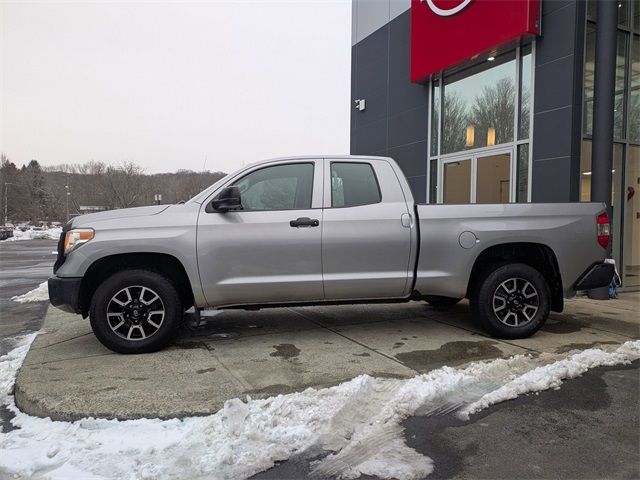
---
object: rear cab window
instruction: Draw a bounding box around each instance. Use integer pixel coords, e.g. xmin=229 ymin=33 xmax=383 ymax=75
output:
xmin=330 ymin=162 xmax=381 ymax=208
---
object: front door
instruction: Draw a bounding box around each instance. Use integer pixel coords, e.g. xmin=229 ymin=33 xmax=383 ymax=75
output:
xmin=197 ymin=160 xmax=324 ymax=307
xmin=321 ymin=159 xmax=414 ymax=300
xmin=440 ymin=148 xmax=514 ymax=203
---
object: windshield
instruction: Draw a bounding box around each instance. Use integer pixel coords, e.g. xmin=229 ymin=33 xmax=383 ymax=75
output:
xmin=186 ymin=173 xmax=231 ymax=204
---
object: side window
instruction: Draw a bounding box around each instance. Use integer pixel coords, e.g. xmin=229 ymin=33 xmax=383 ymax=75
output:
xmin=331 ymin=162 xmax=381 ymax=208
xmin=232 ymin=163 xmax=314 ymax=211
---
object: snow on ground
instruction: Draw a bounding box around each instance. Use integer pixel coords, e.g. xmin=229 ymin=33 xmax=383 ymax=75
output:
xmin=11 ymin=281 xmax=49 ymax=303
xmin=0 ymin=334 xmax=638 ymax=480
xmin=2 ymin=227 xmax=62 ymax=242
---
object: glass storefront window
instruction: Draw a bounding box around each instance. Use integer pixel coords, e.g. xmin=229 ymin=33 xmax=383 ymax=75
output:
xmin=623 ymin=145 xmax=640 ymax=287
xmin=429 ymin=159 xmax=438 ymax=203
xmin=443 ymin=160 xmax=471 ymax=203
xmin=584 ymin=25 xmax=628 ymax=140
xmin=517 ymin=144 xmax=529 ymax=202
xmin=519 ymin=45 xmax=532 ymax=140
xmin=630 ymin=35 xmax=640 ymax=143
xmin=431 ymin=79 xmax=441 ymax=156
xmin=588 ymin=0 xmax=631 ymax=26
xmin=614 ymin=31 xmax=628 ymax=140
xmin=429 ymin=46 xmax=532 ymax=204
xmin=620 ymin=0 xmax=631 ymax=26
xmin=584 ymin=23 xmax=595 ymax=136
xmin=476 ymin=153 xmax=511 ymax=203
xmin=442 ymin=52 xmax=516 ymax=154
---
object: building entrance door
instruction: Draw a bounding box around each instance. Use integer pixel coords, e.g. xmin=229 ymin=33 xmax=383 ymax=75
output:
xmin=439 ymin=147 xmax=515 ymax=203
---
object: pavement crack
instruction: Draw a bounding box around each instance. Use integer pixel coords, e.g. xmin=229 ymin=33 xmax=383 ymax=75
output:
xmin=34 ymin=332 xmax=93 ymax=349
xmin=285 ymin=307 xmax=418 ymax=373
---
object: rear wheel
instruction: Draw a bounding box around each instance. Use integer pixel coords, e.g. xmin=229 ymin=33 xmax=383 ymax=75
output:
xmin=471 ymin=263 xmax=550 ymax=339
xmin=89 ymin=269 xmax=182 ymax=353
xmin=424 ymin=295 xmax=462 ymax=307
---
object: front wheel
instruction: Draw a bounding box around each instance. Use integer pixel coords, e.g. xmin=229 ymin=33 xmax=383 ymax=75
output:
xmin=89 ymin=269 xmax=183 ymax=353
xmin=471 ymin=263 xmax=550 ymax=339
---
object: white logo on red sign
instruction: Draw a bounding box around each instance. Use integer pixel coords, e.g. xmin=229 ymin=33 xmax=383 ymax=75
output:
xmin=422 ymin=0 xmax=473 ymax=16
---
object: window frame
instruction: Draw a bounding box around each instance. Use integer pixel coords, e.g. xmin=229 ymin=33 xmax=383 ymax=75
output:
xmin=426 ymin=43 xmax=534 ymax=204
xmin=328 ymin=161 xmax=383 ymax=209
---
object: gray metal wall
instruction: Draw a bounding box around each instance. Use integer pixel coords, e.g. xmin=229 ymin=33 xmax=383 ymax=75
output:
xmin=350 ymin=8 xmax=429 ymax=202
xmin=531 ymin=0 xmax=586 ymax=202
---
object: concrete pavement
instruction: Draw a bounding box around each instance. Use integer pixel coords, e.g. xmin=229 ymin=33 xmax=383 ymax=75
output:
xmin=14 ymin=292 xmax=639 ymax=421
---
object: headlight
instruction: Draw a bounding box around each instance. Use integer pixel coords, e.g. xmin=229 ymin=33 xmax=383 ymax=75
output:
xmin=64 ymin=228 xmax=95 ymax=254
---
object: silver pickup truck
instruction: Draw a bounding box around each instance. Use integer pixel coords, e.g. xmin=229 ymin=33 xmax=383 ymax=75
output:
xmin=48 ymin=156 xmax=614 ymax=353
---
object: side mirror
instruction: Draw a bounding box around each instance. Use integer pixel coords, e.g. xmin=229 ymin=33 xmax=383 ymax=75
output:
xmin=206 ymin=186 xmax=242 ymax=213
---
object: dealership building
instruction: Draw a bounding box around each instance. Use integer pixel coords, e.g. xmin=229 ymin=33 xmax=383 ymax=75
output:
xmin=350 ymin=0 xmax=639 ymax=288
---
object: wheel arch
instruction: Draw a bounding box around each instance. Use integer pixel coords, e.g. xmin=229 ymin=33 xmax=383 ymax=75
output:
xmin=466 ymin=242 xmax=563 ymax=312
xmin=79 ymin=252 xmax=194 ymax=317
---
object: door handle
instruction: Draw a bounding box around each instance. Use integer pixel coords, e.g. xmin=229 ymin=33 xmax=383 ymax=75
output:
xmin=290 ymin=217 xmax=319 ymax=228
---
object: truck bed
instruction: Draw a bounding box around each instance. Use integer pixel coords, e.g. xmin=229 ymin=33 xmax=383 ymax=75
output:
xmin=413 ymin=202 xmax=608 ymax=300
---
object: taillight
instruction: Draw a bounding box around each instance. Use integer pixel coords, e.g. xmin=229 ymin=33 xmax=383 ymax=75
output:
xmin=596 ymin=212 xmax=610 ymax=249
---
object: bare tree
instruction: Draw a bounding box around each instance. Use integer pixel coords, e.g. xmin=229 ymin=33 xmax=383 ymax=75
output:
xmin=441 ymin=93 xmax=469 ymax=154
xmin=103 ymin=161 xmax=146 ymax=209
xmin=469 ymin=77 xmax=516 ymax=147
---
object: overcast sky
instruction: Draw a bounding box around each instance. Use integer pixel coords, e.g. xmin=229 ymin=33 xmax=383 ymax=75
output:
xmin=1 ymin=0 xmax=351 ymax=174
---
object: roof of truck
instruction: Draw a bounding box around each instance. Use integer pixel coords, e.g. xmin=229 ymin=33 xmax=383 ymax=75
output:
xmin=243 ymin=155 xmax=393 ymax=168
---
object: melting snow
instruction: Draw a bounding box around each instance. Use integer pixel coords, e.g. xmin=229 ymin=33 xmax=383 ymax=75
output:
xmin=0 ymin=334 xmax=638 ymax=480
xmin=11 ymin=281 xmax=49 ymax=303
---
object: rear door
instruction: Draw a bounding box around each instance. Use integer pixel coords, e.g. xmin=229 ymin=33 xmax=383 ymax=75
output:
xmin=197 ymin=160 xmax=324 ymax=307
xmin=321 ymin=159 xmax=414 ymax=300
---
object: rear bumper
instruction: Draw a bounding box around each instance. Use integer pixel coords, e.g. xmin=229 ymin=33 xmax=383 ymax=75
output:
xmin=574 ymin=262 xmax=615 ymax=291
xmin=48 ymin=276 xmax=82 ymax=314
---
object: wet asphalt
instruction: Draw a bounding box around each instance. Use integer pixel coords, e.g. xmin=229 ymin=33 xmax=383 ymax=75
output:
xmin=0 ymin=239 xmax=57 ymax=351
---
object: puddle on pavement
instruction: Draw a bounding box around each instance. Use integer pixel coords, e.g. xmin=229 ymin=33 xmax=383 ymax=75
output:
xmin=542 ymin=318 xmax=583 ymax=334
xmin=555 ymin=341 xmax=619 ymax=354
xmin=270 ymin=344 xmax=300 ymax=359
xmin=196 ymin=367 xmax=217 ymax=374
xmin=370 ymin=371 xmax=410 ymax=379
xmin=395 ymin=341 xmax=503 ymax=372
xmin=174 ymin=340 xmax=209 ymax=350
xmin=244 ymin=384 xmax=295 ymax=396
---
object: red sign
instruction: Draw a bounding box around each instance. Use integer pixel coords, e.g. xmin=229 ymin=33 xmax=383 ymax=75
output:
xmin=410 ymin=0 xmax=540 ymax=83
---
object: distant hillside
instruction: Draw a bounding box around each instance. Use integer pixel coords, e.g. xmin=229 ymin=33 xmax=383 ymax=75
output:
xmin=0 ymin=155 xmax=226 ymax=223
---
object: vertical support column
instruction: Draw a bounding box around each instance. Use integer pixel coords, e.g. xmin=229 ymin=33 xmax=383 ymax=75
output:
xmin=590 ymin=0 xmax=618 ymax=206
xmin=589 ymin=0 xmax=618 ymax=298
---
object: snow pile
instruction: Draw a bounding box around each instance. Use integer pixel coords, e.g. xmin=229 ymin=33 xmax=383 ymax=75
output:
xmin=0 ymin=334 xmax=37 ymax=399
xmin=11 ymin=281 xmax=49 ymax=303
xmin=2 ymin=227 xmax=62 ymax=242
xmin=0 ymin=334 xmax=638 ymax=480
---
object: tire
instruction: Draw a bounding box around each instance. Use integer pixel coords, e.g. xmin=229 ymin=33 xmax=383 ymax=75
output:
xmin=470 ymin=263 xmax=550 ymax=339
xmin=89 ymin=269 xmax=182 ymax=354
xmin=424 ymin=295 xmax=462 ymax=307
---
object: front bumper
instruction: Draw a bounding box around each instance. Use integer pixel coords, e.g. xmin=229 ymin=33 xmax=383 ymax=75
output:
xmin=574 ymin=262 xmax=615 ymax=291
xmin=48 ymin=276 xmax=82 ymax=314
